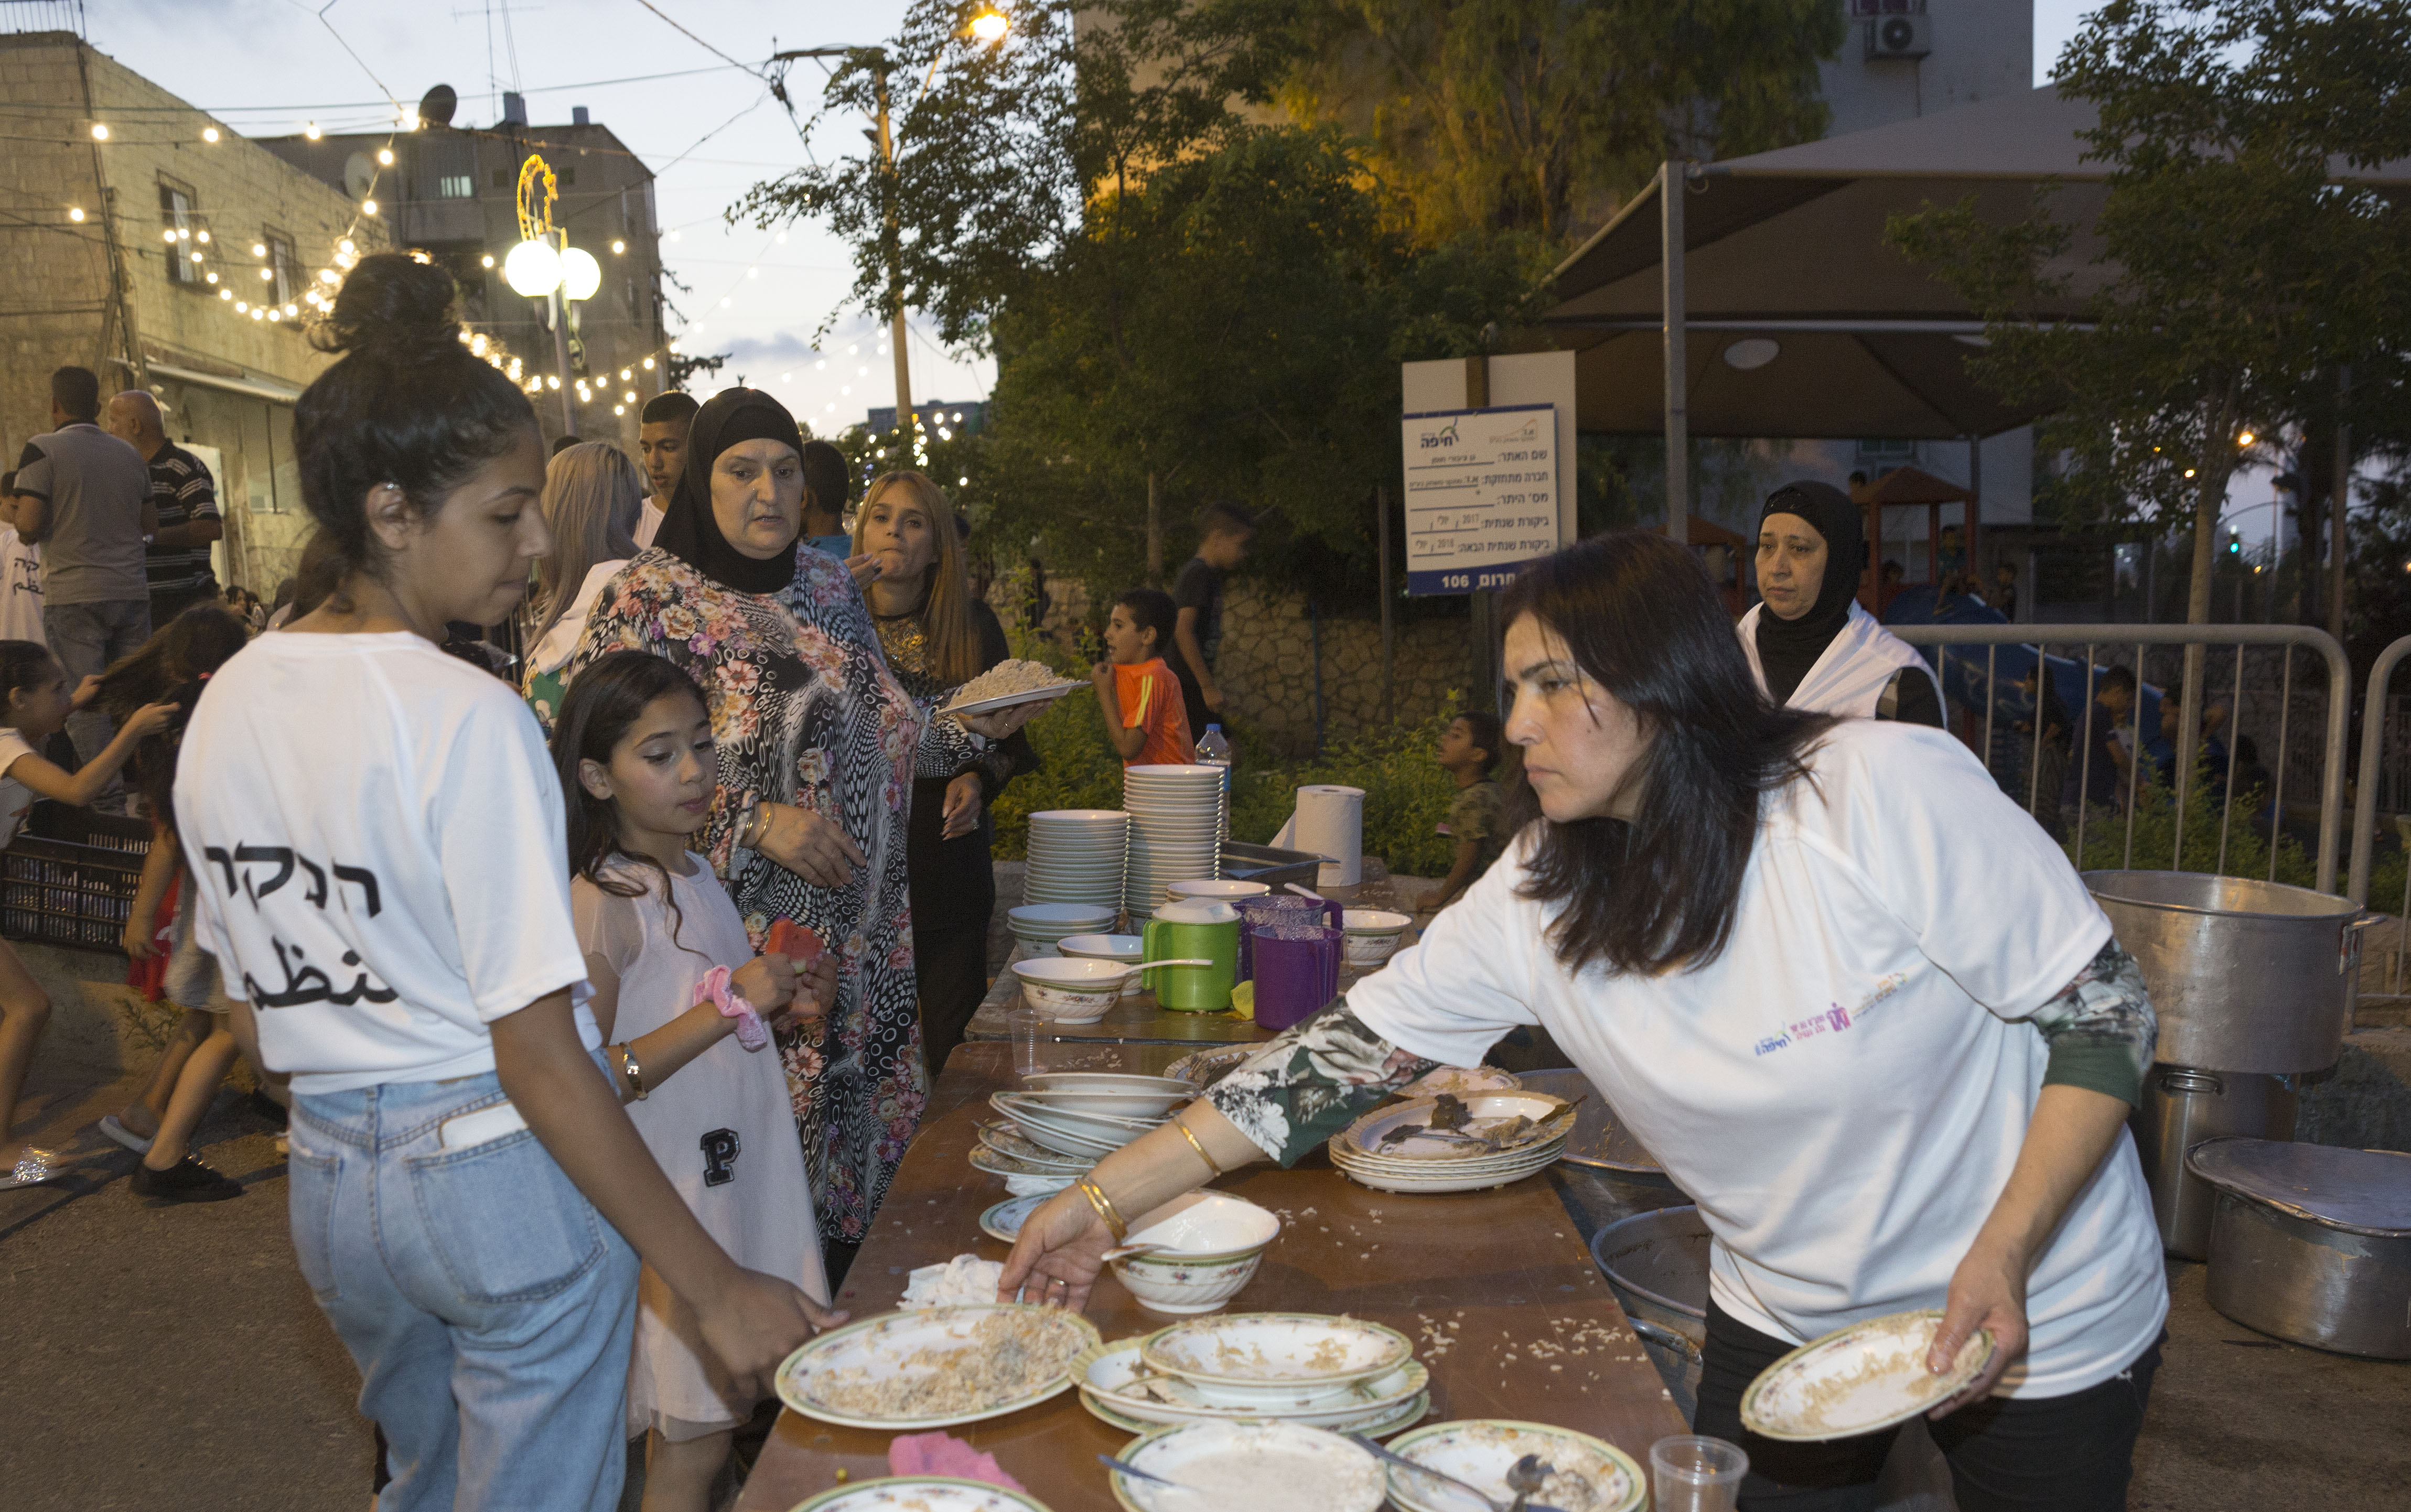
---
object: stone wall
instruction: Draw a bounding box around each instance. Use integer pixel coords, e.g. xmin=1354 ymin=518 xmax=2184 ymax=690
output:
xmin=987 ymin=560 xmax=1473 ymax=752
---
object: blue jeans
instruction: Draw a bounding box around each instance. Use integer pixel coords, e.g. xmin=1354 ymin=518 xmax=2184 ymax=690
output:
xmin=42 ymin=598 xmax=151 ymax=780
xmin=288 ymin=1057 xmax=639 ymax=1512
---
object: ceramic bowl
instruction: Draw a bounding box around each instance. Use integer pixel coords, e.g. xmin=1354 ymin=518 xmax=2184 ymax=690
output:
xmin=1009 ymin=956 xmax=1131 ymax=1022
xmin=1110 ymin=1192 xmax=1282 ymax=1315
xmin=1340 ymin=910 xmax=1411 ymax=966
xmin=1058 ymin=934 xmax=1145 ymax=968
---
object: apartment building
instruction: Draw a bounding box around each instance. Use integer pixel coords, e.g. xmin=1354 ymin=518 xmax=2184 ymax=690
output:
xmin=258 ymin=95 xmax=668 ymax=449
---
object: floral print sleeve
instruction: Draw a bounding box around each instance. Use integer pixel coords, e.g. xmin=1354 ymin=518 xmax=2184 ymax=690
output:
xmin=2029 ymin=938 xmax=2157 ymax=1106
xmin=1204 ymin=1000 xmax=1438 ymax=1164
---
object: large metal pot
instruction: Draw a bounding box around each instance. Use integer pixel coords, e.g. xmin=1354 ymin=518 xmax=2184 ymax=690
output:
xmin=2084 ymin=871 xmax=2375 ymax=1073
xmin=2130 ymin=1066 xmax=2298 ymax=1259
xmin=2190 ymin=1137 xmax=2411 ymax=1359
xmin=1589 ymin=1204 xmax=1708 ymax=1420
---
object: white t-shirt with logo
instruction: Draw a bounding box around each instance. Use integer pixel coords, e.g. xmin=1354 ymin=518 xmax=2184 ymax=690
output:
xmin=0 ymin=528 xmax=44 ymax=644
xmin=177 ymin=631 xmax=594 ymax=1094
xmin=1350 ymin=719 xmax=2167 ymax=1400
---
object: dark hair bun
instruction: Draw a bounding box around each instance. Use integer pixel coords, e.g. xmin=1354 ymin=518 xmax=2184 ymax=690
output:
xmin=317 ymin=253 xmax=460 ymax=361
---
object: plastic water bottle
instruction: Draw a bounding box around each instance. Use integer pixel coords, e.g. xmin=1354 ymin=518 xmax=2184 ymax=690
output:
xmin=1196 ymin=723 xmax=1233 ymax=843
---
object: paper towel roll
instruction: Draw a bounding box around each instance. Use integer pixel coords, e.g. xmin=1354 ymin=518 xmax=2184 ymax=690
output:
xmin=1277 ymin=784 xmax=1364 ymax=887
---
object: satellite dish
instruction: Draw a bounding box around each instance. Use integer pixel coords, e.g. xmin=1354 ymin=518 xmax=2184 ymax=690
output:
xmin=342 ymin=153 xmax=376 ymax=200
xmin=418 ymin=83 xmax=458 ymax=128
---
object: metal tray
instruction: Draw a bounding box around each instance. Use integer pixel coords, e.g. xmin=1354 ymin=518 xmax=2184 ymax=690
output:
xmin=1218 ymin=840 xmax=1327 ymax=890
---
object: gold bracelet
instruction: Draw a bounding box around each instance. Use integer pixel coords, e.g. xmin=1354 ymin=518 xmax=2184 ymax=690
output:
xmin=1174 ymin=1118 xmax=1223 ymax=1176
xmin=1075 ymin=1175 xmax=1128 ymax=1243
xmin=615 ymin=1042 xmax=649 ymax=1101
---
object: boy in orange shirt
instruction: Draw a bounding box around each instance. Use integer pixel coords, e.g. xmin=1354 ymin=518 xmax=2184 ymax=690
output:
xmin=1090 ymin=588 xmax=1193 ymax=767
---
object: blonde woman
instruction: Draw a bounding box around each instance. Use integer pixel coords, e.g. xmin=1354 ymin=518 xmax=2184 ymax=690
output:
xmin=524 ymin=440 xmax=644 ymax=725
xmin=857 ymin=471 xmax=1032 ymax=1072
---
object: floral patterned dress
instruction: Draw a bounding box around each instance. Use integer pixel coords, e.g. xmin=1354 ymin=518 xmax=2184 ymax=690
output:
xmin=568 ymin=545 xmax=982 ymax=1244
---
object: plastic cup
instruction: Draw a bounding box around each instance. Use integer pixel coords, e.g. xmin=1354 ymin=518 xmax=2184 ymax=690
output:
xmin=1651 ymin=1435 xmax=1748 ymax=1512
xmin=1008 ymin=1005 xmax=1047 ymax=1077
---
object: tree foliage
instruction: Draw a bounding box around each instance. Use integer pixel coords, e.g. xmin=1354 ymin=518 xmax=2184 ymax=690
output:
xmin=1887 ymin=0 xmax=2411 ymax=549
xmin=1269 ymin=0 xmax=1843 ymax=242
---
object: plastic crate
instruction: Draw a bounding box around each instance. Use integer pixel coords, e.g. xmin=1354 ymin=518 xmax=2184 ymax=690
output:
xmin=1 ymin=801 xmax=154 ymax=952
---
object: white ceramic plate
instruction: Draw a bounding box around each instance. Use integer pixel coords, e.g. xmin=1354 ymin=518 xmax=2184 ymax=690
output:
xmin=1329 ymin=1134 xmax=1568 ymax=1174
xmin=1740 ymin=1310 xmax=1995 ymax=1442
xmin=1403 ymin=1067 xmax=1522 ymax=1097
xmin=1077 ymin=1337 xmax=1428 ymax=1426
xmin=1379 ymin=1420 xmax=1645 ymax=1512
xmin=941 ymin=680 xmax=1083 ymax=718
xmin=782 ymin=1477 xmax=1056 ymax=1512
xmin=1138 ymin=1313 xmax=1414 ymax=1396
xmin=967 ymin=1144 xmax=1083 ymax=1184
xmin=1020 ymin=1072 xmax=1197 ymax=1096
xmin=975 ymin=1122 xmax=1094 ymax=1170
xmin=1081 ymin=1384 xmax=1430 ymax=1439
xmin=1339 ymin=1093 xmax=1571 ymax=1161
xmin=775 ymin=1303 xmax=1100 ymax=1430
xmin=979 ymin=1193 xmax=1050 ymax=1244
xmin=993 ymin=1092 xmax=1167 ymax=1137
xmin=1007 ymin=905 xmax=1119 ymax=928
xmin=1105 ymin=1420 xmax=1387 ymax=1512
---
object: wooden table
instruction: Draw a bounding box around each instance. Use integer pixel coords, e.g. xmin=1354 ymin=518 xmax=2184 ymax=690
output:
xmin=735 ymin=1041 xmax=1686 ymax=1512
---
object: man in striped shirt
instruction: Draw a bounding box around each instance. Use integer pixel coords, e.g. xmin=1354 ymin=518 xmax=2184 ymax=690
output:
xmin=104 ymin=391 xmax=224 ymax=627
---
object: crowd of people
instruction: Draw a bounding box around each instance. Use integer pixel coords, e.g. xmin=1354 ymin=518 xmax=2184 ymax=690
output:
xmin=0 ymin=254 xmax=1053 ymax=1509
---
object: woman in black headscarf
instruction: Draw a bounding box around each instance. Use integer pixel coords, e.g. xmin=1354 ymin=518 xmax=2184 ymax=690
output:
xmin=567 ymin=388 xmax=1031 ymax=1275
xmin=1741 ymin=480 xmax=1943 ymax=725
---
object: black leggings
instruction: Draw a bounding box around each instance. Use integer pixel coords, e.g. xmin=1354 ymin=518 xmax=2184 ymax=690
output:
xmin=1692 ymin=1301 xmax=2162 ymax=1512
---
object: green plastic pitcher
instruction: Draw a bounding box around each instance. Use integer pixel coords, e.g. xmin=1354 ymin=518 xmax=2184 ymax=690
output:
xmin=1142 ymin=900 xmax=1240 ymax=1012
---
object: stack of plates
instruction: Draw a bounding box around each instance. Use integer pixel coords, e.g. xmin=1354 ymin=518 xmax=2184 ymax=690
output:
xmin=1006 ymin=903 xmax=1118 ymax=957
xmin=1079 ymin=1314 xmax=1425 ymax=1440
xmin=989 ymin=1086 xmax=1183 ymax=1160
xmin=968 ymin=1120 xmax=1092 ymax=1190
xmin=1024 ymin=809 xmax=1129 ymax=913
xmin=1327 ymin=1090 xmax=1572 ymax=1194
xmin=1122 ymin=765 xmax=1225 ymax=921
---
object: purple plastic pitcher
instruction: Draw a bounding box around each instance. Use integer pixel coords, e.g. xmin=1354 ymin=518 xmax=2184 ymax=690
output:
xmin=1252 ymin=925 xmax=1343 ymax=1032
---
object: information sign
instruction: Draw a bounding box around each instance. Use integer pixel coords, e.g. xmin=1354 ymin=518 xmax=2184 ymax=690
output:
xmin=1401 ymin=403 xmax=1562 ymax=595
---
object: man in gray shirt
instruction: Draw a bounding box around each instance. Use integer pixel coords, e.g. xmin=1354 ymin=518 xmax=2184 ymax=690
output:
xmin=13 ymin=366 xmax=157 ymax=775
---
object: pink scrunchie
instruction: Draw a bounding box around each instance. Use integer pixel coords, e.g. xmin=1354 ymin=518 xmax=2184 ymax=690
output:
xmin=693 ymin=965 xmax=767 ymax=1051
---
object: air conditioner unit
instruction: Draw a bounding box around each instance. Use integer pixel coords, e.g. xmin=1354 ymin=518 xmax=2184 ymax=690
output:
xmin=1865 ymin=14 xmax=1932 ymax=60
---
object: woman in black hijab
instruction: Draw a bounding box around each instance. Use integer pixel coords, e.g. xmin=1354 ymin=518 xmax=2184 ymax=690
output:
xmin=568 ymin=387 xmax=1032 ymax=1279
xmin=1741 ymin=480 xmax=1943 ymax=725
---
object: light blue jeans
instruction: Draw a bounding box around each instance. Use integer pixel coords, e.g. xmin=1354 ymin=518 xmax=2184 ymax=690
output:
xmin=43 ymin=598 xmax=151 ymax=779
xmin=288 ymin=1056 xmax=638 ymax=1512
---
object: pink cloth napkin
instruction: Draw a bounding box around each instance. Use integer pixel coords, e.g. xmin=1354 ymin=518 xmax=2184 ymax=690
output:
xmin=887 ymin=1431 xmax=1025 ymax=1491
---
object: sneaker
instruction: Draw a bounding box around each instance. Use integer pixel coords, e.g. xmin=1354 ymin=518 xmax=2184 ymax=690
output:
xmin=130 ymin=1155 xmax=243 ymax=1203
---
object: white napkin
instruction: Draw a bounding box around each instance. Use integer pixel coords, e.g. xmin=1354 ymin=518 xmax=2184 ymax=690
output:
xmin=1005 ymin=1172 xmax=1075 ymax=1197
xmin=899 ymin=1254 xmax=1006 ymax=1310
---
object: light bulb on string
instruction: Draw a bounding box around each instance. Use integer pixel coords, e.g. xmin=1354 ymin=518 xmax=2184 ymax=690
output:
xmin=67 ymin=207 xmax=83 ymax=221
xmin=377 ymin=147 xmax=394 ymax=166
xmin=201 ymin=126 xmax=219 ymax=143
xmin=305 ymin=122 xmax=320 ymax=139
xmin=90 ymin=123 xmax=108 ymax=141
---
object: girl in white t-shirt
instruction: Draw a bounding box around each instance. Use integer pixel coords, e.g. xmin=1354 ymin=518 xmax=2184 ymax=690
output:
xmin=172 ymin=254 xmax=843 ymax=1512
xmin=555 ymin=651 xmax=836 ymax=1512
xmin=0 ymin=641 xmax=177 ymax=1189
xmin=0 ymin=478 xmax=45 ymax=647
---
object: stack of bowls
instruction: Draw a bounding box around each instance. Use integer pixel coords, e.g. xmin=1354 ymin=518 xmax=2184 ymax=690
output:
xmin=1006 ymin=903 xmax=1117 ymax=958
xmin=1327 ymin=1089 xmax=1572 ymax=1194
xmin=990 ymin=1073 xmax=1191 ymax=1159
xmin=1074 ymin=1312 xmax=1428 ymax=1438
xmin=1121 ymin=765 xmax=1226 ymax=922
xmin=1023 ymin=809 xmax=1129 ymax=913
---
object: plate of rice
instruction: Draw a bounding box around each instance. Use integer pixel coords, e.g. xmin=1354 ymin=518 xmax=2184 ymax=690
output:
xmin=939 ymin=659 xmax=1086 ymax=718
xmin=777 ymin=1302 xmax=1101 ymax=1430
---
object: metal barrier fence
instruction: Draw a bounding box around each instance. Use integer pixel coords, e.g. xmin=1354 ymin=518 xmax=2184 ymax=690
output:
xmin=2349 ymin=637 xmax=2411 ymax=917
xmin=1888 ymin=624 xmax=2350 ymax=897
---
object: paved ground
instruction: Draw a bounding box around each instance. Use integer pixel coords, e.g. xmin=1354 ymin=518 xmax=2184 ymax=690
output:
xmin=5 ymin=1055 xmax=2407 ymax=1509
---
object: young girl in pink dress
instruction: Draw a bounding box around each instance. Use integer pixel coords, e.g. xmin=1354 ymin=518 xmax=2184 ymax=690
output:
xmin=553 ymin=651 xmax=837 ymax=1512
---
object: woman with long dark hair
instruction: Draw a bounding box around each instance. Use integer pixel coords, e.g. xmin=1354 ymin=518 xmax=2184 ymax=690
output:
xmin=1004 ymin=531 xmax=2169 ymax=1512
xmin=174 ymin=255 xmax=836 ymax=1511
xmin=1744 ymin=480 xmax=1943 ymax=724
xmin=855 ymin=470 xmax=1032 ymax=1073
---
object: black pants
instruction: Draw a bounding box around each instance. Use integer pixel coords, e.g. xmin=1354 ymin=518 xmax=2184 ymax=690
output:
xmin=907 ymin=774 xmax=999 ymax=1079
xmin=1692 ymin=1301 xmax=2162 ymax=1512
xmin=916 ymin=923 xmax=992 ymax=1078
